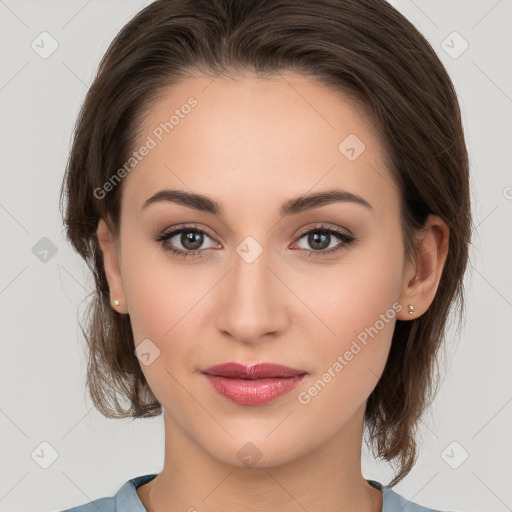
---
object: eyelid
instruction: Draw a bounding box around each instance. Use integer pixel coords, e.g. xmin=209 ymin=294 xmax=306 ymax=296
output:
xmin=294 ymin=223 xmax=354 ymax=239
xmin=158 ymin=223 xmax=219 ymax=242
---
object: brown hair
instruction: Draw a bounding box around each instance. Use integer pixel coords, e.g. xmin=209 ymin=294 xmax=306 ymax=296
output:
xmin=60 ymin=0 xmax=472 ymax=486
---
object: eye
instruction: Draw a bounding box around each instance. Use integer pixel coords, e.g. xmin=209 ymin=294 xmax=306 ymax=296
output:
xmin=293 ymin=225 xmax=355 ymax=256
xmin=155 ymin=225 xmax=219 ymax=259
xmin=155 ymin=223 xmax=356 ymax=259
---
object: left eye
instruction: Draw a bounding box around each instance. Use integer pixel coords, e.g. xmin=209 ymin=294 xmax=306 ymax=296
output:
xmin=294 ymin=227 xmax=355 ymax=254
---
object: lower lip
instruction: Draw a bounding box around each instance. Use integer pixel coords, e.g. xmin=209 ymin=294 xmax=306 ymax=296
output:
xmin=203 ymin=374 xmax=306 ymax=405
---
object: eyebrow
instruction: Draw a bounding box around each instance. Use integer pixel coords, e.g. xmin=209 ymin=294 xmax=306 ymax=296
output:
xmin=142 ymin=188 xmax=374 ymax=216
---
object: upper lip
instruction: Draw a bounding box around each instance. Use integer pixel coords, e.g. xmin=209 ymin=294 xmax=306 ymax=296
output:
xmin=202 ymin=362 xmax=308 ymax=379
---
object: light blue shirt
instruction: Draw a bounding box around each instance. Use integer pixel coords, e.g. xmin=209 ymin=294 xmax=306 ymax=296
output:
xmin=59 ymin=473 xmax=454 ymax=512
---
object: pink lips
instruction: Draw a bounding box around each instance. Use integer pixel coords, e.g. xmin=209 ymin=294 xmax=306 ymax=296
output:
xmin=202 ymin=362 xmax=308 ymax=405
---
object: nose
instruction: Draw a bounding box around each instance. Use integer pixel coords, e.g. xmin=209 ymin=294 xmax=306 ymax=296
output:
xmin=214 ymin=246 xmax=290 ymax=346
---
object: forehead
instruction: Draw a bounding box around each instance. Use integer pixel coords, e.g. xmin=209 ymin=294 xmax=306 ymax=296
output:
xmin=121 ymin=71 xmax=397 ymax=217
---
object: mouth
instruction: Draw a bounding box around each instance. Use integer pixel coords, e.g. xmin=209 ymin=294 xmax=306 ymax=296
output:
xmin=201 ymin=362 xmax=308 ymax=379
xmin=201 ymin=362 xmax=308 ymax=405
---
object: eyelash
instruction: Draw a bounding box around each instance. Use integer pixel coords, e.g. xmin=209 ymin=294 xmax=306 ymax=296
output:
xmin=154 ymin=223 xmax=356 ymax=259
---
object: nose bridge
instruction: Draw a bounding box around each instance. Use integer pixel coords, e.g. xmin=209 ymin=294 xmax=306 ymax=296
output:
xmin=233 ymin=241 xmax=270 ymax=298
xmin=215 ymin=239 xmax=288 ymax=342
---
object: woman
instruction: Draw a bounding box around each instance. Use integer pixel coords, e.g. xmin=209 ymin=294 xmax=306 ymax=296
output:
xmin=58 ymin=0 xmax=471 ymax=510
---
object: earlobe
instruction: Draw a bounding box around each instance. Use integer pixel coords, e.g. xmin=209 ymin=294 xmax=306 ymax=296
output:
xmin=96 ymin=217 xmax=127 ymax=313
xmin=397 ymin=215 xmax=449 ymax=320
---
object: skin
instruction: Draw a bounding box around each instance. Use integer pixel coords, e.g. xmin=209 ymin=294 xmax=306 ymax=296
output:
xmin=97 ymin=70 xmax=449 ymax=512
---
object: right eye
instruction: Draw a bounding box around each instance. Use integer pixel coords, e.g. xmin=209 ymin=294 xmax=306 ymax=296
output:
xmin=155 ymin=225 xmax=221 ymax=259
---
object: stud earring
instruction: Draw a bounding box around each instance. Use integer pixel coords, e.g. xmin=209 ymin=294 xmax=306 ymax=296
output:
xmin=112 ymin=299 xmax=120 ymax=306
xmin=408 ymin=304 xmax=415 ymax=316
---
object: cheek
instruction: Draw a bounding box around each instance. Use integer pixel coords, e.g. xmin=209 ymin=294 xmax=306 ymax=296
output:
xmin=120 ymin=228 xmax=204 ymax=337
xmin=295 ymin=229 xmax=404 ymax=409
xmin=118 ymin=236 xmax=216 ymax=395
xmin=301 ymin=270 xmax=399 ymax=387
xmin=119 ymin=245 xmax=209 ymax=406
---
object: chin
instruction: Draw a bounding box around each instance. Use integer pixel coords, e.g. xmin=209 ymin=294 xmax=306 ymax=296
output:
xmin=203 ymin=435 xmax=306 ymax=470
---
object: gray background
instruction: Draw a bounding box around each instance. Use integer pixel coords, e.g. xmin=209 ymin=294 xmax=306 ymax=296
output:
xmin=1 ymin=1 xmax=511 ymax=511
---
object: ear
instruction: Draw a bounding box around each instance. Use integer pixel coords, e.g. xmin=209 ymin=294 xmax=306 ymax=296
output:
xmin=396 ymin=215 xmax=449 ymax=320
xmin=96 ymin=217 xmax=127 ymax=314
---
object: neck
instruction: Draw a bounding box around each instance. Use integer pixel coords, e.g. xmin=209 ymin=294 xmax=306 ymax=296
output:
xmin=137 ymin=405 xmax=382 ymax=512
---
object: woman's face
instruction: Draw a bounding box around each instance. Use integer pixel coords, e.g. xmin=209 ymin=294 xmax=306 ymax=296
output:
xmin=102 ymin=71 xmax=412 ymax=466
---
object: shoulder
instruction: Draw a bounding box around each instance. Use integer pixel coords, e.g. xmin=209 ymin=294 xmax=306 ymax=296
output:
xmin=56 ymin=473 xmax=158 ymax=512
xmin=382 ymin=485 xmax=455 ymax=512
xmin=367 ymin=479 xmax=454 ymax=512
xmin=57 ymin=496 xmax=115 ymax=512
